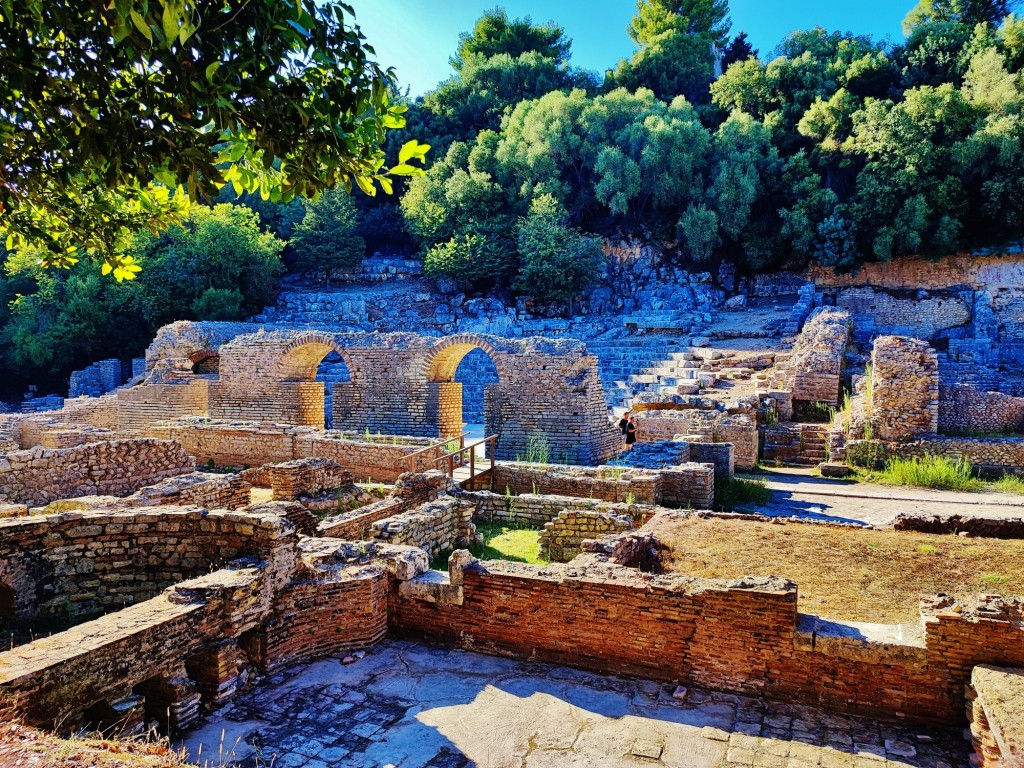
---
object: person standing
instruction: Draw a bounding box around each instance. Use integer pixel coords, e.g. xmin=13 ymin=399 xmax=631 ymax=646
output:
xmin=618 ymin=410 xmax=631 ymax=450
xmin=625 ymin=413 xmax=638 ymax=451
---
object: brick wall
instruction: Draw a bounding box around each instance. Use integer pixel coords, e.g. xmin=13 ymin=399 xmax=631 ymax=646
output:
xmin=116 ymin=381 xmax=209 ymax=434
xmin=370 ymin=497 xmax=475 ymax=559
xmin=967 ymin=665 xmax=1024 ymax=768
xmin=0 ymin=439 xmax=194 ymax=506
xmin=464 ymin=490 xmax=657 ymax=528
xmin=126 ymin=472 xmax=252 ymax=510
xmin=772 ymin=308 xmax=850 ymax=406
xmin=257 ymin=458 xmax=353 ymax=501
xmin=391 ymin=559 xmax=1024 ymax=726
xmin=871 ymin=336 xmax=939 ymax=441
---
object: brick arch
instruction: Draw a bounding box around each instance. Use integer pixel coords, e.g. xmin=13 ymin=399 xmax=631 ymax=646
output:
xmin=277 ymin=332 xmax=355 ymax=382
xmin=188 ymin=349 xmax=220 ymax=375
xmin=424 ymin=335 xmax=504 ymax=382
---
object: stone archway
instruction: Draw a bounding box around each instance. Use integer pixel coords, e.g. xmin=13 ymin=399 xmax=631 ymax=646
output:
xmin=276 ymin=332 xmax=357 ymax=429
xmin=189 ymin=349 xmax=220 ymax=376
xmin=424 ymin=336 xmax=503 ymax=440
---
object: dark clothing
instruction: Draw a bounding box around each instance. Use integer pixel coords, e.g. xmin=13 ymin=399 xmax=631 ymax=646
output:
xmin=625 ymin=421 xmax=637 ymax=445
xmin=618 ymin=417 xmax=629 ymax=435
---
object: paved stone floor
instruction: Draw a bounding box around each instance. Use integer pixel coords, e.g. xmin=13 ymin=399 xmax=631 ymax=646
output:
xmin=747 ymin=469 xmax=1024 ymax=527
xmin=179 ymin=640 xmax=969 ymax=768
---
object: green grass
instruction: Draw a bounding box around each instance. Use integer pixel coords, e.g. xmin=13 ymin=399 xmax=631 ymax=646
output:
xmin=870 ymin=455 xmax=983 ymax=492
xmin=991 ymin=474 xmax=1024 ymax=495
xmin=431 ymin=520 xmax=545 ymax=570
xmin=918 ymin=544 xmax=939 ymax=555
xmin=715 ymin=476 xmax=772 ymax=511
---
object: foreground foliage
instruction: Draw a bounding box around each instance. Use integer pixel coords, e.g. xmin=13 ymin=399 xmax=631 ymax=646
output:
xmin=0 ymin=0 xmax=424 ymax=277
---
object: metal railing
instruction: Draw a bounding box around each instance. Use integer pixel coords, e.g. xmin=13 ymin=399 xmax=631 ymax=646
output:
xmin=402 ymin=431 xmax=468 ymax=473
xmin=432 ymin=434 xmax=498 ymax=491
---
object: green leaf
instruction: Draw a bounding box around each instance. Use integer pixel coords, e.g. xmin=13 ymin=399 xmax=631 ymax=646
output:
xmin=130 ymin=10 xmax=153 ymax=42
xmin=398 ymin=139 xmax=418 ymax=164
xmin=162 ymin=3 xmax=178 ymax=45
xmin=205 ymin=61 xmax=221 ymax=83
xmin=354 ymin=174 xmax=376 ymax=196
xmin=389 ymin=164 xmax=422 ymax=177
xmin=377 ymin=176 xmax=393 ymax=195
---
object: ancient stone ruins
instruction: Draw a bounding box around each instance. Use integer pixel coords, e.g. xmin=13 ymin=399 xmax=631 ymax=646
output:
xmin=3 ymin=251 xmax=1024 ymax=767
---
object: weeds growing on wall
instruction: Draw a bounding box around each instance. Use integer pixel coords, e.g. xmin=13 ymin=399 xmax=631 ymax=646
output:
xmin=523 ymin=430 xmax=550 ymax=465
xmin=763 ymin=405 xmax=779 ymax=427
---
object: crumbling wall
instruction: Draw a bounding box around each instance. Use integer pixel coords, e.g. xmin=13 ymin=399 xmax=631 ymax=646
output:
xmin=491 ymin=463 xmax=659 ymax=504
xmin=846 ymin=436 xmax=1024 ymax=475
xmin=255 ymin=457 xmax=352 ymax=501
xmin=870 ymin=336 xmax=940 ymax=441
xmin=774 ymin=308 xmax=851 ymax=407
xmin=967 ymin=665 xmax=1024 ymax=768
xmin=369 ymin=497 xmax=475 ymax=559
xmin=539 ymin=510 xmax=633 ymax=562
xmin=0 ymin=439 xmax=194 ymax=506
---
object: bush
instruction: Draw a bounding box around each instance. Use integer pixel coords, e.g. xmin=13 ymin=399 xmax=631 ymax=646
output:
xmin=191 ymin=287 xmax=245 ymax=321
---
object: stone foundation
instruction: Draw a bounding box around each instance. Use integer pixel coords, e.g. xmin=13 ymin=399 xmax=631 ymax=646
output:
xmin=968 ymin=665 xmax=1024 ymax=768
xmin=940 ymin=384 xmax=1024 ymax=436
xmin=846 ymin=436 xmax=1024 ymax=476
xmin=632 ymin=410 xmax=758 ymax=470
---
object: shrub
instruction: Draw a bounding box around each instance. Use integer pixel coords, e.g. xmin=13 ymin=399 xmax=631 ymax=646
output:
xmin=715 ymin=476 xmax=772 ymax=510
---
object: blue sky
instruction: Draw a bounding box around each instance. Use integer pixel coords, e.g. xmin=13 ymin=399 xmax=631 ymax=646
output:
xmin=353 ymin=1 xmax=913 ymax=96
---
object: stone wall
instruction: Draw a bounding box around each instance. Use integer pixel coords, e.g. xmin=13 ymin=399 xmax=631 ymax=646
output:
xmin=773 ymin=308 xmax=850 ymax=406
xmin=631 ymin=410 xmax=758 ymax=470
xmin=149 ymin=418 xmax=437 ymax=481
xmin=369 ymin=497 xmax=475 ymax=559
xmin=847 ymin=437 xmax=1024 ymax=475
xmin=256 ymin=458 xmax=353 ymax=501
xmin=465 ymin=490 xmax=657 ymax=528
xmin=0 ymin=507 xmax=289 ymax=619
xmin=939 ymin=384 xmax=1024 ymax=435
xmin=391 ymin=559 xmax=1024 ymax=726
xmin=69 ymin=359 xmax=125 ymax=398
xmin=538 ymin=510 xmax=634 ymax=562
xmin=893 ymin=512 xmax=1024 ymax=539
xmin=490 ymin=462 xmax=715 ymax=509
xmin=123 ymin=472 xmax=252 ymax=510
xmin=146 ymin=325 xmax=620 ymax=465
xmin=0 ymin=439 xmax=194 ymax=506
xmin=491 ymin=463 xmax=659 ymax=504
xmin=871 ymin=336 xmax=939 ymax=441
xmin=967 ymin=665 xmax=1024 ymax=768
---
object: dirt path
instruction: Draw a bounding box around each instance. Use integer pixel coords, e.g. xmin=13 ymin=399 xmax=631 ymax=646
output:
xmin=743 ymin=468 xmax=1024 ymax=526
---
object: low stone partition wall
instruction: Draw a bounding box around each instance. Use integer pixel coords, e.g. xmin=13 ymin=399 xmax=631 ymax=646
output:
xmin=127 ymin=472 xmax=252 ymax=510
xmin=465 ymin=490 xmax=655 ymax=527
xmin=370 ymin=497 xmax=475 ymax=559
xmin=940 ymin=384 xmax=1024 ymax=436
xmin=0 ymin=439 xmax=194 ymax=506
xmin=893 ymin=512 xmax=1024 ymax=539
xmin=490 ymin=462 xmax=715 ymax=510
xmin=632 ymin=410 xmax=757 ymax=470
xmin=392 ymin=559 xmax=1024 ymax=727
xmin=149 ymin=418 xmax=436 ymax=480
xmin=579 ymin=529 xmax=662 ymax=570
xmin=846 ymin=436 xmax=1024 ymax=475
xmin=319 ymin=497 xmax=406 ymax=540
xmin=0 ymin=507 xmax=291 ymax=619
xmin=539 ymin=510 xmax=633 ymax=562
xmin=253 ymin=457 xmax=353 ymax=501
xmin=968 ymin=665 xmax=1024 ymax=768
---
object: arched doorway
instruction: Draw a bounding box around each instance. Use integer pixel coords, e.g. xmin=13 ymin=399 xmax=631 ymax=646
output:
xmin=276 ymin=334 xmax=355 ymax=429
xmin=190 ymin=351 xmax=220 ymax=376
xmin=426 ymin=340 xmax=501 ymax=443
xmin=454 ymin=348 xmax=500 ymax=441
xmin=316 ymin=351 xmax=352 ymax=430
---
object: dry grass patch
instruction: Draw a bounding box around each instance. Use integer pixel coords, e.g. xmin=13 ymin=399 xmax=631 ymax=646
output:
xmin=0 ymin=720 xmax=194 ymax=767
xmin=650 ymin=516 xmax=1024 ymax=625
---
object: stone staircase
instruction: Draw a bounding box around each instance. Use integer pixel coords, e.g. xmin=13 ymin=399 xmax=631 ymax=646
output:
xmin=586 ymin=336 xmax=693 ymax=410
xmin=762 ymin=423 xmax=831 ymax=467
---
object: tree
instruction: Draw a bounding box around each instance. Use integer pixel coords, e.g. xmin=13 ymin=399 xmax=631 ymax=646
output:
xmin=515 ymin=194 xmax=605 ymax=306
xmin=903 ymin=0 xmax=1022 ymax=33
xmin=0 ymin=0 xmax=427 ymax=278
xmin=451 ymin=8 xmax=571 ymax=70
xmin=722 ymin=31 xmax=758 ymax=70
xmin=290 ymin=190 xmax=366 ymax=285
xmin=627 ymin=0 xmax=731 ymax=48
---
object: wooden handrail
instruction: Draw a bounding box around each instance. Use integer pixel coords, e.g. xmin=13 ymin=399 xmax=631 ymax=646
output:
xmin=403 ymin=431 xmax=469 ymax=465
xmin=430 ymin=434 xmax=498 ymax=491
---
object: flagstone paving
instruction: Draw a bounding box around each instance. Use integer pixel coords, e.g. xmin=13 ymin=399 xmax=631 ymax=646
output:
xmin=179 ymin=640 xmax=969 ymax=768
